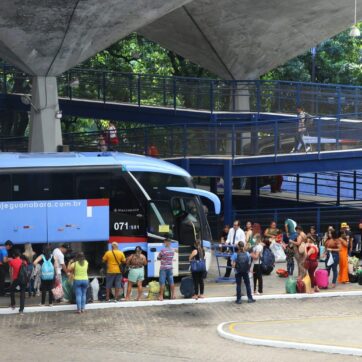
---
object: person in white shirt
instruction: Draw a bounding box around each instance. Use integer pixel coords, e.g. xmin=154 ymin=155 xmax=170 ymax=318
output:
xmin=224 ymin=220 xmax=245 ymax=278
xmin=251 ymin=236 xmax=264 ymax=295
xmin=53 ymin=244 xmax=70 ymax=278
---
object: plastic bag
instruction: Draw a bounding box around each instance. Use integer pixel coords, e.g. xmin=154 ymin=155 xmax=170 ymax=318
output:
xmin=327 ymin=253 xmax=334 ymax=267
xmin=302 ymin=274 xmax=312 ymax=293
xmin=270 ymin=242 xmax=286 ymax=263
xmin=52 ymin=278 xmax=64 ymax=300
xmin=285 ymin=277 xmax=297 ymax=294
xmin=147 ymin=281 xmax=160 ymax=300
xmin=90 ymin=278 xmax=99 ymax=301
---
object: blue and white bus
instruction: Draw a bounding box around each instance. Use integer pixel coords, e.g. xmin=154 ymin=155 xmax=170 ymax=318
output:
xmin=0 ymin=152 xmax=220 ymax=277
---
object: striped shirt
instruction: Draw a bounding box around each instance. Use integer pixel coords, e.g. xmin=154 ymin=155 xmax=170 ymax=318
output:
xmin=158 ymin=247 xmax=174 ymax=270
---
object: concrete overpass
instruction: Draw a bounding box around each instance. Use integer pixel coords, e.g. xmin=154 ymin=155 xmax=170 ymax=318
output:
xmin=0 ymin=1 xmax=360 ymax=151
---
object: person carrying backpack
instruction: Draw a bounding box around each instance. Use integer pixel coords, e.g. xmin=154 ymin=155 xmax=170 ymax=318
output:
xmin=232 ymin=242 xmax=255 ymax=304
xmin=9 ymin=249 xmax=28 ymax=314
xmin=260 ymin=239 xmax=276 ymax=275
xmin=33 ymin=246 xmax=58 ymax=306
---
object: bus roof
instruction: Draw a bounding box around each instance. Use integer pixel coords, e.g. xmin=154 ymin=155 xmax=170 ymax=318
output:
xmin=0 ymin=152 xmax=190 ymax=177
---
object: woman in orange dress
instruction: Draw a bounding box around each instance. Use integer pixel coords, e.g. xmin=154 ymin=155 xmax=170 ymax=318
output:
xmin=338 ymin=235 xmax=349 ymax=283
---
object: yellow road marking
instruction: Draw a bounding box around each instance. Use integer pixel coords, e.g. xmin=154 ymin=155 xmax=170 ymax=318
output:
xmin=227 ymin=316 xmax=362 ymax=349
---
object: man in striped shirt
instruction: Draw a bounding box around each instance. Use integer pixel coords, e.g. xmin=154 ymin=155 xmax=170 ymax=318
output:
xmin=158 ymin=238 xmax=176 ymax=301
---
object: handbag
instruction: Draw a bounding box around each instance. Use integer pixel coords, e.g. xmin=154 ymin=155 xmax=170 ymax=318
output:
xmin=190 ymin=258 xmax=206 ymax=273
xmin=326 ymin=252 xmax=334 ymax=267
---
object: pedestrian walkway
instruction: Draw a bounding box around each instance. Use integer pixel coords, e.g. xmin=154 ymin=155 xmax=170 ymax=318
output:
xmin=218 ymin=315 xmax=362 ymax=356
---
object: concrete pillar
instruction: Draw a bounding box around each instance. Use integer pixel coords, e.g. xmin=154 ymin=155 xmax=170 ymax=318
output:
xmin=28 ymin=76 xmax=62 ymax=152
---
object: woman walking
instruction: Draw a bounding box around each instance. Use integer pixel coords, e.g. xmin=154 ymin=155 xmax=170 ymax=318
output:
xmin=305 ymin=236 xmax=319 ymax=293
xmin=189 ymin=240 xmax=205 ymax=299
xmin=33 ymin=246 xmax=57 ymax=306
xmin=338 ymin=235 xmax=349 ymax=284
xmin=69 ymin=252 xmax=89 ymax=314
xmin=125 ymin=246 xmax=147 ymax=301
xmin=251 ymin=236 xmax=263 ymax=295
xmin=325 ymin=230 xmax=341 ymax=288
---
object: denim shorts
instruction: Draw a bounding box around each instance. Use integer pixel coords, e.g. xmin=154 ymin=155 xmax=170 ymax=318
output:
xmin=159 ymin=269 xmax=174 ymax=286
xmin=106 ymin=273 xmax=122 ymax=288
xmin=128 ymin=267 xmax=145 ymax=283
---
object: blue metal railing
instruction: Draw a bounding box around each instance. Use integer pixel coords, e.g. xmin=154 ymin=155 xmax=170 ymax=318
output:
xmin=2 ymin=64 xmax=362 ymax=117
xmin=1 ymin=116 xmax=361 ymax=157
xmin=232 ymin=203 xmax=362 ymax=234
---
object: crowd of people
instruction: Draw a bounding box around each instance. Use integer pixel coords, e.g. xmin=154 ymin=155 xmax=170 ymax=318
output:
xmin=0 ymin=218 xmax=360 ymax=313
xmin=219 ymin=218 xmax=361 ymax=301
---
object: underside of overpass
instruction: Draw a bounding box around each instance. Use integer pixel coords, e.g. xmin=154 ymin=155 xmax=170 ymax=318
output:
xmin=0 ymin=1 xmax=360 ymax=151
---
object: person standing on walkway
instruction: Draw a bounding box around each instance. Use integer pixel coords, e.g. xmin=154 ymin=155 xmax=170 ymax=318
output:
xmin=107 ymin=121 xmax=119 ymax=150
xmin=291 ymin=225 xmax=307 ymax=278
xmin=251 ymin=236 xmax=263 ymax=295
xmin=0 ymin=241 xmax=13 ymax=296
xmin=23 ymin=243 xmax=36 ymax=297
xmin=224 ymin=220 xmax=245 ymax=278
xmin=285 ymin=241 xmax=295 ymax=276
xmin=158 ymin=238 xmax=176 ymax=301
xmin=305 ymin=236 xmax=319 ymax=293
xmin=125 ymin=246 xmax=147 ymax=301
xmin=232 ymin=242 xmax=255 ymax=304
xmin=338 ymin=235 xmax=349 ymax=284
xmin=9 ymin=249 xmax=27 ymax=314
xmin=189 ymin=240 xmax=206 ymax=299
xmin=102 ymin=242 xmax=126 ymax=302
xmin=33 ymin=246 xmax=58 ymax=306
xmin=69 ymin=252 xmax=89 ymax=314
xmin=325 ymin=230 xmax=341 ymax=288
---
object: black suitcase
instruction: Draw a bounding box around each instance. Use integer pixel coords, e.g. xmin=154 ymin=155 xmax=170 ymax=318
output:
xmin=180 ymin=276 xmax=194 ymax=298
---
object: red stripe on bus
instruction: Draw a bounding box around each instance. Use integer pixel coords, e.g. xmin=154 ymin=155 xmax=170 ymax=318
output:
xmin=109 ymin=236 xmax=147 ymax=243
xmin=87 ymin=199 xmax=109 ymax=207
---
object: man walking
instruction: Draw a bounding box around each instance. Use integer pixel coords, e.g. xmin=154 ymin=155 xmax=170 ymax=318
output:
xmin=292 ymin=106 xmax=310 ymax=153
xmin=232 ymin=242 xmax=255 ymax=304
xmin=224 ymin=220 xmax=245 ymax=278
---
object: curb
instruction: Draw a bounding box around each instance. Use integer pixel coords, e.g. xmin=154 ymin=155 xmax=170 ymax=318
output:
xmin=217 ymin=321 xmax=362 ymax=357
xmin=1 ymin=290 xmax=362 ymax=315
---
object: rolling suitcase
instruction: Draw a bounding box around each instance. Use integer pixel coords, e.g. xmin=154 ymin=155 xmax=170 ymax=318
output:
xmin=315 ymin=269 xmax=329 ymax=289
xmin=180 ymin=276 xmax=194 ymax=298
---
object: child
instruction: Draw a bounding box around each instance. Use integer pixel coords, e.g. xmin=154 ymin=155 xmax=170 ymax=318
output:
xmin=285 ymin=242 xmax=295 ymax=276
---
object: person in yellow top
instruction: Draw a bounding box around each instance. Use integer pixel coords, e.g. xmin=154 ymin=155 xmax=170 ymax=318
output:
xmin=68 ymin=252 xmax=88 ymax=314
xmin=102 ymin=242 xmax=126 ymax=302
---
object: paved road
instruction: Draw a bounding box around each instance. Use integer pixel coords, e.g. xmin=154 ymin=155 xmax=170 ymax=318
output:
xmin=1 ymin=296 xmax=361 ymax=361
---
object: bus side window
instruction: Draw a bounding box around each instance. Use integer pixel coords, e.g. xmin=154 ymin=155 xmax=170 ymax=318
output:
xmin=0 ymin=175 xmax=11 ymax=201
xmin=75 ymin=173 xmax=112 ymax=199
xmin=12 ymin=173 xmax=51 ymax=201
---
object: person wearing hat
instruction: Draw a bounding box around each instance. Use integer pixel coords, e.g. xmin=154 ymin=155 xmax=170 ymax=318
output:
xmin=102 ymin=242 xmax=126 ymax=302
xmin=53 ymin=243 xmax=70 ymax=280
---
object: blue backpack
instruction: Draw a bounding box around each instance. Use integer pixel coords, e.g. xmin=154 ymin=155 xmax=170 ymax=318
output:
xmin=235 ymin=252 xmax=251 ymax=273
xmin=41 ymin=255 xmax=55 ymax=280
xmin=261 ymin=247 xmax=275 ymax=273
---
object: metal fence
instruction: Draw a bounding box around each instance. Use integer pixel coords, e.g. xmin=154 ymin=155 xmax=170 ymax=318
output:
xmin=1 ymin=116 xmax=362 ymax=157
xmin=2 ymin=65 xmax=362 ymax=117
xmin=232 ymin=203 xmax=362 ymax=234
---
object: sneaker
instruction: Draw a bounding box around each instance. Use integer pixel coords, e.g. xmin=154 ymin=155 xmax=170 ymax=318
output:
xmin=248 ymin=299 xmax=256 ymax=303
xmin=19 ymin=310 xmax=24 ymax=315
xmin=235 ymin=300 xmax=242 ymax=304
xmin=306 ymin=146 xmax=311 ymax=152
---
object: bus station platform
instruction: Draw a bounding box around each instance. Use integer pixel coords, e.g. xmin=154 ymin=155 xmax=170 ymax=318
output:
xmin=218 ymin=316 xmax=362 ymax=357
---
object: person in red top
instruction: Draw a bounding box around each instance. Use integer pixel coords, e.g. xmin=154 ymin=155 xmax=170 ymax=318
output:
xmin=305 ymin=236 xmax=319 ymax=293
xmin=9 ymin=249 xmax=27 ymax=314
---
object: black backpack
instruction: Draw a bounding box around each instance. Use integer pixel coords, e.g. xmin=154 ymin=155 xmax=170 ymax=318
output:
xmin=235 ymin=252 xmax=250 ymax=273
xmin=18 ymin=263 xmax=29 ymax=286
